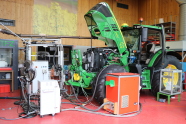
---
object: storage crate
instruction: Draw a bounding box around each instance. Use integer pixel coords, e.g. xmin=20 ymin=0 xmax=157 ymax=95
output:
xmin=0 ymin=84 xmax=10 ymax=93
xmin=159 ymin=69 xmax=182 ymax=95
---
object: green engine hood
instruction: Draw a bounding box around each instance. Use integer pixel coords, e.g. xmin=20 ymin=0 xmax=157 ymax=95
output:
xmin=84 ymin=2 xmax=127 ymax=54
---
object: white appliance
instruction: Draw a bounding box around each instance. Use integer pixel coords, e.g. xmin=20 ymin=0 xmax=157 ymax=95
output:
xmin=39 ymin=80 xmax=61 ymax=117
xmin=0 ymin=60 xmax=7 ymax=67
xmin=32 ymin=61 xmax=49 ymax=93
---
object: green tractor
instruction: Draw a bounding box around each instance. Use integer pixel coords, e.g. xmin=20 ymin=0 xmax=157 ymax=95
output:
xmin=67 ymin=2 xmax=182 ymax=104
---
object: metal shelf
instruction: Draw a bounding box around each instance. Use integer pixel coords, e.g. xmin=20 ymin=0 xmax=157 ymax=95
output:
xmin=0 ymin=79 xmax=12 ymax=80
xmin=0 ymin=70 xmax=14 ymax=92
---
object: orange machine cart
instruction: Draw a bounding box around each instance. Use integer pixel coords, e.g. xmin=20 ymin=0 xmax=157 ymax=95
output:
xmin=104 ymin=72 xmax=140 ymax=115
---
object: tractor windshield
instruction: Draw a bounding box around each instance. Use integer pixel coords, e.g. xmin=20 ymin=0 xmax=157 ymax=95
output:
xmin=122 ymin=27 xmax=163 ymax=64
xmin=122 ymin=29 xmax=139 ymax=51
xmin=122 ymin=28 xmax=162 ymax=51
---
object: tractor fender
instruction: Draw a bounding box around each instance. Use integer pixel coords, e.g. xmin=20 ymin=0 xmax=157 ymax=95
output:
xmin=147 ymin=50 xmax=182 ymax=68
xmin=166 ymin=51 xmax=182 ymax=60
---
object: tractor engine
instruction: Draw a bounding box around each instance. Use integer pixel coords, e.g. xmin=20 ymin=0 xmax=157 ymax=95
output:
xmin=82 ymin=47 xmax=120 ymax=72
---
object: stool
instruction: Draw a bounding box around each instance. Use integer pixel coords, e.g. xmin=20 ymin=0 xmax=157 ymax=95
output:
xmin=157 ymin=92 xmax=181 ymax=104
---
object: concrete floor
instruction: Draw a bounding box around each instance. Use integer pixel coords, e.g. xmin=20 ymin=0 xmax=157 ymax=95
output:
xmin=0 ymin=89 xmax=186 ymax=124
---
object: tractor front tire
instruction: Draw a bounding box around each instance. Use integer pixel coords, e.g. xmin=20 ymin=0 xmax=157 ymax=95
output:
xmin=92 ymin=64 xmax=126 ymax=104
xmin=151 ymin=55 xmax=182 ymax=96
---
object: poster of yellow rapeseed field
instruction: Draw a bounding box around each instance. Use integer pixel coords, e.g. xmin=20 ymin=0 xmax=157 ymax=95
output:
xmin=33 ymin=0 xmax=78 ymax=36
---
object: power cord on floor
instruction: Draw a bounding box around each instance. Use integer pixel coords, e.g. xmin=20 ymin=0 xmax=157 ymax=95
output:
xmin=62 ymin=101 xmax=112 ymax=112
xmin=61 ymin=102 xmax=142 ymax=117
xmin=0 ymin=111 xmax=38 ymax=120
xmin=1 ymin=107 xmax=17 ymax=111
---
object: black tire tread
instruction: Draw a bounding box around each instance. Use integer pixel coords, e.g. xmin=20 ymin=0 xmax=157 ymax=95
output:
xmin=92 ymin=64 xmax=126 ymax=104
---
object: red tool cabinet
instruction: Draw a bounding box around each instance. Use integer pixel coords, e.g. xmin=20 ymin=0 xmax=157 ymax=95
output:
xmin=104 ymin=72 xmax=140 ymax=115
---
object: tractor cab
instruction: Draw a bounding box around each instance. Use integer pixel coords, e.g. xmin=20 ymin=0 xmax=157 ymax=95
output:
xmin=121 ymin=25 xmax=164 ymax=69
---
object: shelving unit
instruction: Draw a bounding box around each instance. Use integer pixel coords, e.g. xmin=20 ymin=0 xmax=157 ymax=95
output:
xmin=0 ymin=39 xmax=18 ymax=91
xmin=0 ymin=70 xmax=14 ymax=92
xmin=154 ymin=22 xmax=176 ymax=41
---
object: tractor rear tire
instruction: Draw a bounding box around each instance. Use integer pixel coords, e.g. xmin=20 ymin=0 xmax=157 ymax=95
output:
xmin=151 ymin=55 xmax=182 ymax=96
xmin=92 ymin=64 xmax=126 ymax=104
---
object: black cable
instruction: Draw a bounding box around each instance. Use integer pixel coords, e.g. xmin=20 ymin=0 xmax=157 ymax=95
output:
xmin=62 ymin=88 xmax=87 ymax=103
xmin=53 ymin=45 xmax=58 ymax=70
xmin=61 ymin=102 xmax=142 ymax=117
xmin=66 ymin=64 xmax=122 ymax=105
xmin=0 ymin=112 xmax=37 ymax=120
xmin=18 ymin=94 xmax=38 ymax=119
xmin=0 ymin=97 xmax=21 ymax=99
xmin=15 ymin=77 xmax=39 ymax=119
xmin=27 ymin=70 xmax=35 ymax=83
xmin=61 ymin=101 xmax=110 ymax=112
xmin=66 ymin=81 xmax=87 ymax=104
xmin=23 ymin=60 xmax=36 ymax=83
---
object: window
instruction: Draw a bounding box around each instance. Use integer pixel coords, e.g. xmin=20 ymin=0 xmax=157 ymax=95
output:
xmin=0 ymin=48 xmax=13 ymax=67
xmin=0 ymin=19 xmax=15 ymax=26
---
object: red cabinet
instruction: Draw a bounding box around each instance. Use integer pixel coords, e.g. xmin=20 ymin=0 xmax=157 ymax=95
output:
xmin=104 ymin=72 xmax=140 ymax=114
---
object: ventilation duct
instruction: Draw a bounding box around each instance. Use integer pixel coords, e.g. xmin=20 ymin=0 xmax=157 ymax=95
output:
xmin=177 ymin=0 xmax=186 ymax=40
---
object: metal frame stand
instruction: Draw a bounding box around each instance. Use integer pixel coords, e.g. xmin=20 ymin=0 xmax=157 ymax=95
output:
xmin=157 ymin=92 xmax=181 ymax=104
xmin=23 ymin=38 xmax=65 ymax=90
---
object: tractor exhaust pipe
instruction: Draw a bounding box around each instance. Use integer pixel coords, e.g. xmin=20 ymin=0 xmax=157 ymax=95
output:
xmin=177 ymin=0 xmax=186 ymax=40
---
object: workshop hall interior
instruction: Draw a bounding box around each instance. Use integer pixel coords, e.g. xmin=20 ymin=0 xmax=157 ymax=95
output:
xmin=0 ymin=0 xmax=186 ymax=124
